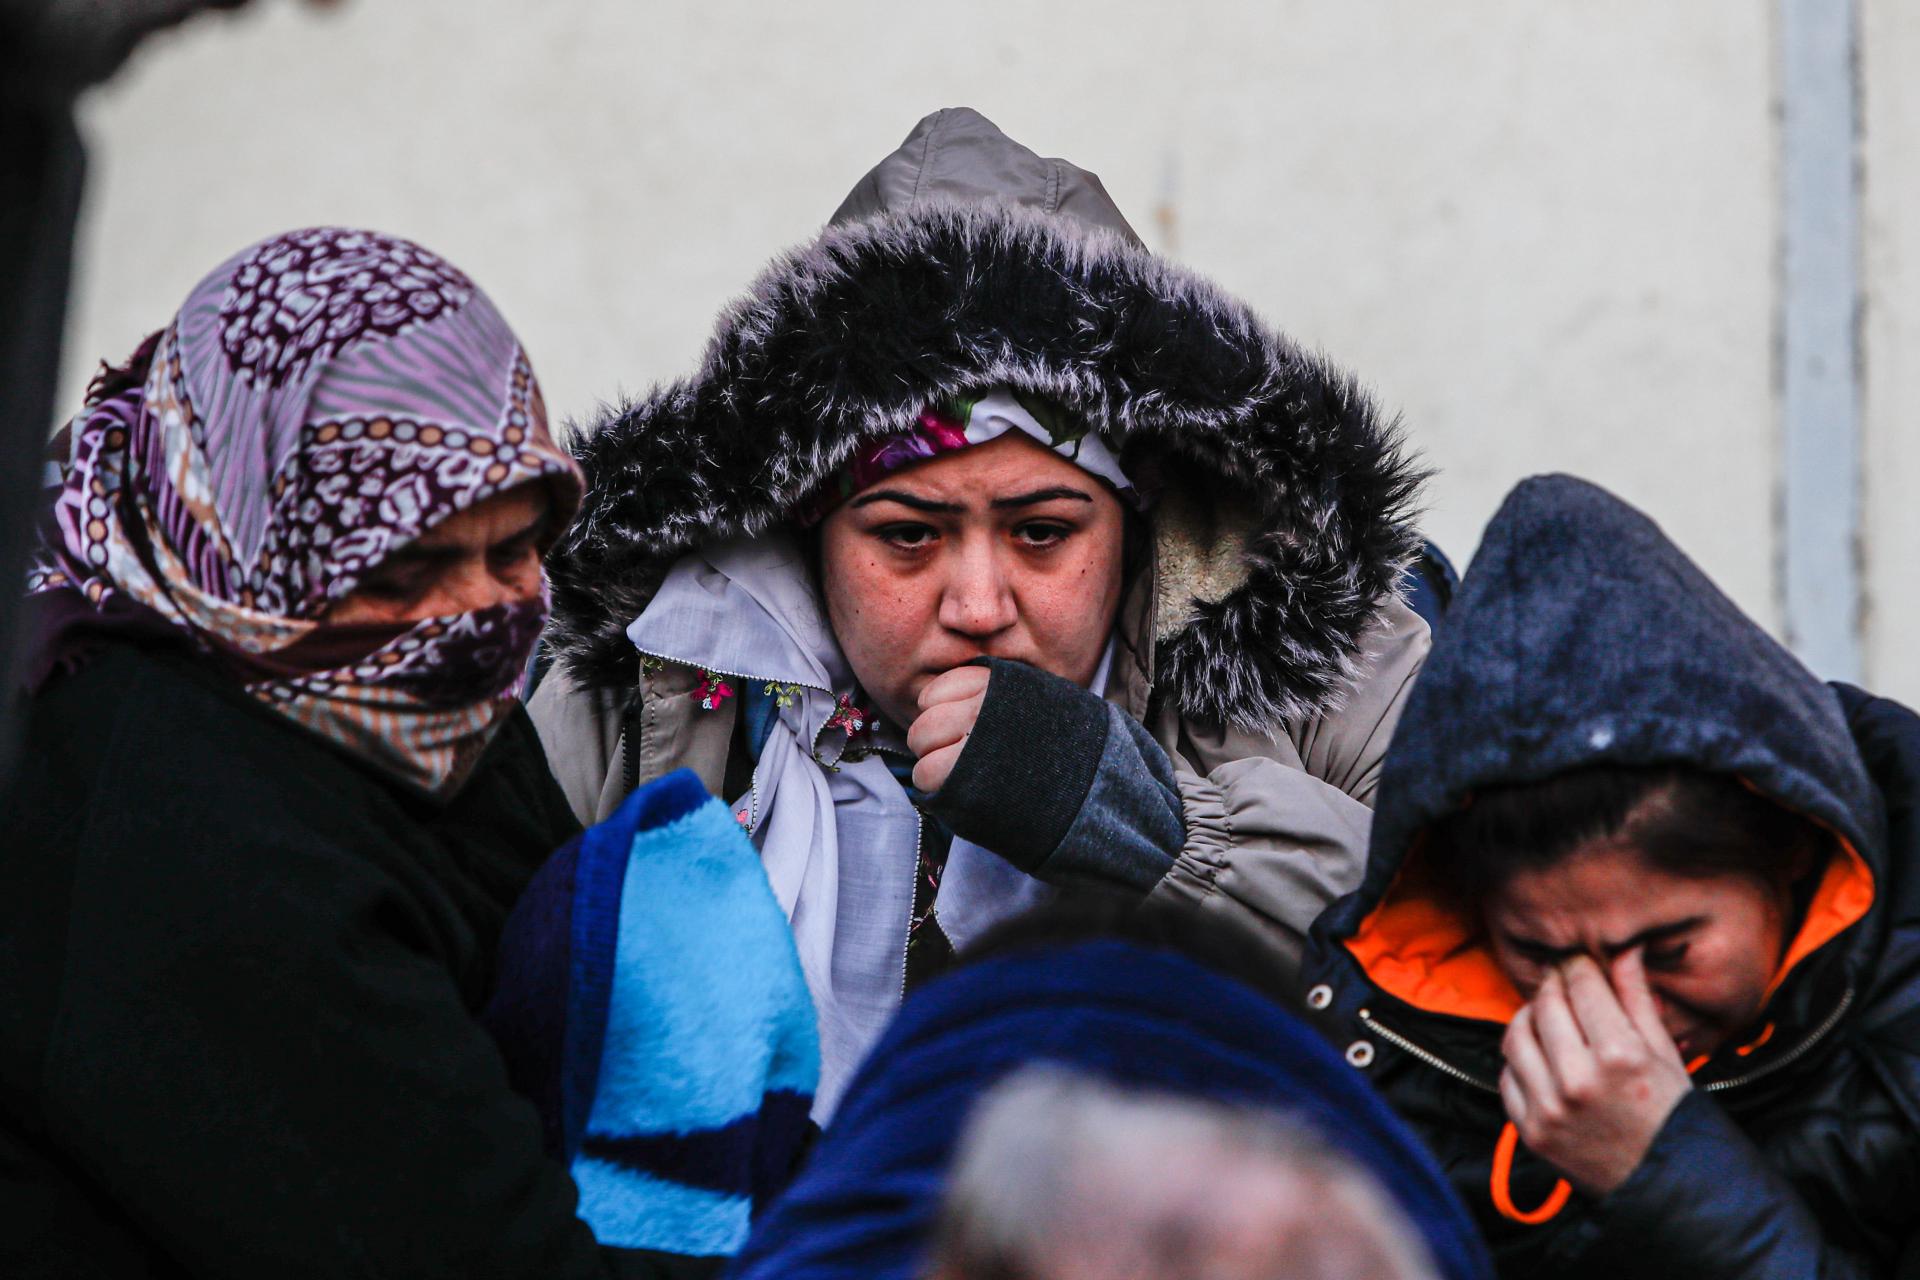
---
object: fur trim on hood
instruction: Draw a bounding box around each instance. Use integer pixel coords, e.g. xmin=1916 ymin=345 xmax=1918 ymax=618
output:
xmin=547 ymin=110 xmax=1423 ymax=733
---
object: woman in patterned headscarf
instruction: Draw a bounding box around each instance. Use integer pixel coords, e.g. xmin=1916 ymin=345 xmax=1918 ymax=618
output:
xmin=3 ymin=229 xmax=675 ymax=1279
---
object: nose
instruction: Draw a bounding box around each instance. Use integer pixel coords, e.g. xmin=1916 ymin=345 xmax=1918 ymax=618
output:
xmin=937 ymin=537 xmax=1018 ymax=640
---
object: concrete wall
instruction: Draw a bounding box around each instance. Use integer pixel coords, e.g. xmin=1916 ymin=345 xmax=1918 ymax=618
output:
xmin=1865 ymin=2 xmax=1920 ymax=699
xmin=63 ymin=1 xmax=1900 ymax=696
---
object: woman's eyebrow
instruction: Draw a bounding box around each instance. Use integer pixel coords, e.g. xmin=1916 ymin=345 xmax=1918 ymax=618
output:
xmin=1501 ymin=917 xmax=1705 ymax=960
xmin=406 ymin=506 xmax=550 ymax=555
xmin=846 ymin=485 xmax=1092 ymax=514
xmin=497 ymin=510 xmax=551 ymax=547
xmin=848 ymin=489 xmax=964 ymax=513
xmin=1602 ymin=918 xmax=1704 ymax=957
xmin=1502 ymin=934 xmax=1578 ymax=961
xmin=377 ymin=544 xmax=461 ymax=568
xmin=990 ymin=486 xmax=1093 ymax=509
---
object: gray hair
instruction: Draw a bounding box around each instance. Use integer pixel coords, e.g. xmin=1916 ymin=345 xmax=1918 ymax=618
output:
xmin=927 ymin=1066 xmax=1439 ymax=1280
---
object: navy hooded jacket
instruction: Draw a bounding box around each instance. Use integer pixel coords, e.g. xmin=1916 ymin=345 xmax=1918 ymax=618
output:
xmin=1301 ymin=475 xmax=1920 ymax=1278
xmin=726 ymin=936 xmax=1493 ymax=1280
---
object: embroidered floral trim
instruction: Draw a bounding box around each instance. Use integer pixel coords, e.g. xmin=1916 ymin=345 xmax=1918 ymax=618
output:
xmin=695 ymin=668 xmax=734 ymax=710
xmin=809 ymin=693 xmax=877 ymax=771
xmin=763 ymin=680 xmax=803 ymax=709
xmin=639 ymin=654 xmax=666 ymax=677
xmin=825 ymin=694 xmax=871 ymax=739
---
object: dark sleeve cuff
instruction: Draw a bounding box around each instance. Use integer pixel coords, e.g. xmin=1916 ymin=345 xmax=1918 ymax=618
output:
xmin=1545 ymin=1090 xmax=1858 ymax=1279
xmin=930 ymin=659 xmax=1105 ymax=867
xmin=928 ymin=659 xmax=1182 ymax=892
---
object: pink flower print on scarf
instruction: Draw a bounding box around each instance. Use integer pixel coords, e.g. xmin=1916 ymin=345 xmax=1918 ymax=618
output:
xmin=695 ymin=669 xmax=735 ymax=711
xmin=824 ymin=694 xmax=870 ymax=740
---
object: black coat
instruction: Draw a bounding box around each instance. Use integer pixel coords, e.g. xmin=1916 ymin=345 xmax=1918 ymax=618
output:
xmin=0 ymin=643 xmax=674 ymax=1278
xmin=1300 ymin=476 xmax=1920 ymax=1279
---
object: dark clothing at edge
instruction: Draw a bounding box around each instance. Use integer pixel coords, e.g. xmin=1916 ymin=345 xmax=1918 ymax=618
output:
xmin=1302 ymin=475 xmax=1920 ymax=1278
xmin=0 ymin=643 xmax=702 ymax=1279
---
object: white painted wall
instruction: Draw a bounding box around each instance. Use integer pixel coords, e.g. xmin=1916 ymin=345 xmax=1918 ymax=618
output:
xmin=66 ymin=1 xmax=1889 ymax=692
xmin=1864 ymin=1 xmax=1920 ymax=701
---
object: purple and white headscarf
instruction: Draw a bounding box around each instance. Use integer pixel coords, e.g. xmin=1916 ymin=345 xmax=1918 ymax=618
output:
xmin=28 ymin=227 xmax=584 ymax=797
xmin=795 ymin=388 xmax=1142 ymax=527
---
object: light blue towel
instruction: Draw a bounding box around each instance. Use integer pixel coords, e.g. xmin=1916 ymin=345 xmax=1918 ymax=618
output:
xmin=486 ymin=768 xmax=820 ymax=1260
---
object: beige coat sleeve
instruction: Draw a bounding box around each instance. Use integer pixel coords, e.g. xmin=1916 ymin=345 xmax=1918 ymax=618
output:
xmin=1142 ymin=596 xmax=1429 ymax=973
xmin=526 ymin=666 xmax=628 ymax=827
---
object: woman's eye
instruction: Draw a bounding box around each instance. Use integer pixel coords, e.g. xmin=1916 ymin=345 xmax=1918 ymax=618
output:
xmin=1644 ymin=944 xmax=1689 ymax=971
xmin=1014 ymin=521 xmax=1073 ymax=547
xmin=489 ymin=538 xmax=538 ymax=571
xmin=876 ymin=524 xmax=936 ymax=549
xmin=355 ymin=570 xmax=426 ymax=602
xmin=359 ymin=564 xmax=426 ymax=602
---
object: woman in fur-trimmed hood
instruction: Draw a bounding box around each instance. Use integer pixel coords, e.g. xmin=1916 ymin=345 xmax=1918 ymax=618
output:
xmin=531 ymin=107 xmax=1430 ymax=1116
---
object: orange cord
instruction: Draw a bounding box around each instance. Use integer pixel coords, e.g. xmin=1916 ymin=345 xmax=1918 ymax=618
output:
xmin=1492 ymin=1030 xmax=1763 ymax=1228
xmin=1490 ymin=1121 xmax=1573 ymax=1225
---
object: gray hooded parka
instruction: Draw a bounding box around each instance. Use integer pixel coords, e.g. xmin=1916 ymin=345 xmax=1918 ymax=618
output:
xmin=531 ymin=108 xmax=1429 ymax=986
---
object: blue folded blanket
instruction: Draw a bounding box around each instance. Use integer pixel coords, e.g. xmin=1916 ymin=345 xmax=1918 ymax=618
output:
xmin=485 ymin=769 xmax=820 ymax=1260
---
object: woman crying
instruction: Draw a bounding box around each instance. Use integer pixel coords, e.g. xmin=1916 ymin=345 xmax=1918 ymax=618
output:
xmin=1300 ymin=474 xmax=1920 ymax=1279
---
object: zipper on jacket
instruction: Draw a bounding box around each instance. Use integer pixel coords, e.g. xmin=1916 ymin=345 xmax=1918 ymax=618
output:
xmin=1359 ymin=987 xmax=1854 ymax=1098
xmin=900 ymin=807 xmax=922 ymax=999
xmin=621 ymin=689 xmax=642 ymax=796
xmin=1357 ymin=1008 xmax=1501 ymax=1093
xmin=1702 ymin=986 xmax=1853 ymax=1093
xmin=738 ymin=763 xmax=764 ymax=832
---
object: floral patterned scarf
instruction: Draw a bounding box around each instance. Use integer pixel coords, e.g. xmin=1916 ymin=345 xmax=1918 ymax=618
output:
xmin=28 ymin=227 xmax=584 ymax=798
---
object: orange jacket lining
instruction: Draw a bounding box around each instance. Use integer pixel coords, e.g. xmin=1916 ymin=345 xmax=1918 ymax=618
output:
xmin=1344 ymin=827 xmax=1874 ymax=1028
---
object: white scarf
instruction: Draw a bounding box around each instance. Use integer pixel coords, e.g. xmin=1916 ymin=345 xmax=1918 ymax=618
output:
xmin=628 ymin=533 xmax=1108 ymax=1117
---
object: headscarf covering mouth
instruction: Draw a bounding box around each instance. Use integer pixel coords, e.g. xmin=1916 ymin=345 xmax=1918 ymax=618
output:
xmin=27 ymin=226 xmax=585 ymax=797
xmin=794 ymin=388 xmax=1141 ymax=527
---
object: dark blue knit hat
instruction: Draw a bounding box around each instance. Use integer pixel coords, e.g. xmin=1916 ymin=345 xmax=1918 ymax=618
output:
xmin=727 ymin=937 xmax=1493 ymax=1280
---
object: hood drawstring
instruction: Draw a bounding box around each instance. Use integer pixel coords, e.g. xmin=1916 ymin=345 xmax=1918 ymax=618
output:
xmin=1490 ymin=1122 xmax=1570 ymax=1225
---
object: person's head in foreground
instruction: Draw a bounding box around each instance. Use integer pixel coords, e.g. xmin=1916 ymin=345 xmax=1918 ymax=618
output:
xmin=531 ymin=106 xmax=1431 ymax=1117
xmin=927 ymin=1067 xmax=1438 ymax=1280
xmin=727 ymin=896 xmax=1494 ymax=1280
xmin=1300 ymin=474 xmax=1920 ymax=1278
xmin=3 ymin=229 xmax=644 ymax=1279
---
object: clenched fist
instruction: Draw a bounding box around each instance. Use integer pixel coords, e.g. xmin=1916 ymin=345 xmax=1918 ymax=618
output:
xmin=906 ymin=666 xmax=990 ymax=794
